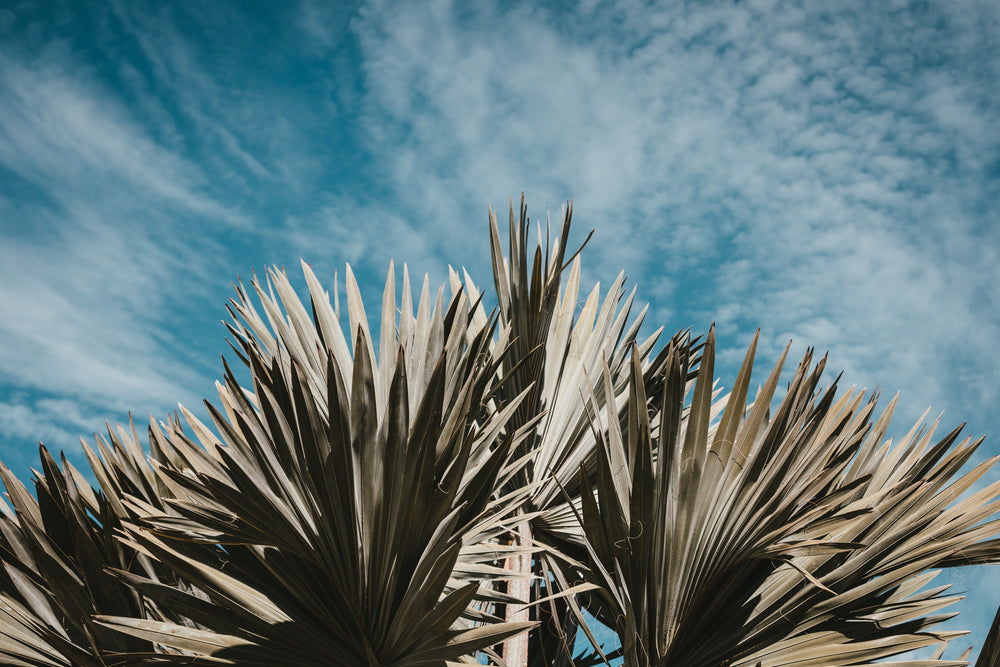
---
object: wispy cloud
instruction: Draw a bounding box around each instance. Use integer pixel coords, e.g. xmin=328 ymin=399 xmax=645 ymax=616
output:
xmin=348 ymin=0 xmax=1000 ymax=429
xmin=0 ymin=56 xmax=241 ymax=224
xmin=0 ymin=0 xmax=378 ymax=473
xmin=0 ymin=43 xmax=244 ymax=468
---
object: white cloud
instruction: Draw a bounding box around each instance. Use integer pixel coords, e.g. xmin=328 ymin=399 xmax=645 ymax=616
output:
xmin=348 ymin=0 xmax=1000 ymax=434
xmin=272 ymin=195 xmax=462 ymax=308
xmin=0 ymin=51 xmax=239 ymax=464
xmin=0 ymin=400 xmax=78 ymax=455
xmin=0 ymin=57 xmax=242 ymax=224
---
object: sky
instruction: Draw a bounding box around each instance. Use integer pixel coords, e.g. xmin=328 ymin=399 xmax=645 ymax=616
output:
xmin=0 ymin=0 xmax=998 ymax=660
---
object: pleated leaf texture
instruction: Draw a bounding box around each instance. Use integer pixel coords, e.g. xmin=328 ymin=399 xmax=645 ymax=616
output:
xmin=578 ymin=328 xmax=1000 ymax=666
xmin=0 ymin=198 xmax=999 ymax=667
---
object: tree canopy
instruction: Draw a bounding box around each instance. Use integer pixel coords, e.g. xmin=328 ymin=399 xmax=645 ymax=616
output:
xmin=1 ymin=199 xmax=999 ymax=666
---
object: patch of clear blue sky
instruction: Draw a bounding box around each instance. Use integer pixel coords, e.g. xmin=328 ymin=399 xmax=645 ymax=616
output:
xmin=1 ymin=0 xmax=999 ymax=661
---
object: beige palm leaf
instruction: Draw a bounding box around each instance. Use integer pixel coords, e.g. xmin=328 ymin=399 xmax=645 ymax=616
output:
xmin=0 ymin=428 xmax=196 ymax=667
xmin=577 ymin=327 xmax=1000 ymax=666
xmin=458 ymin=196 xmax=666 ymax=665
xmin=91 ymin=263 xmax=541 ymax=666
xmin=2 ymin=198 xmax=999 ymax=667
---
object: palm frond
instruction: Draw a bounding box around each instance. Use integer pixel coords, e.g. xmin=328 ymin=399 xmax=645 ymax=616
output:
xmin=0 ymin=440 xmax=178 ymax=666
xmin=1 ymin=198 xmax=997 ymax=667
xmin=975 ymin=604 xmax=1000 ymax=667
xmin=475 ymin=196 xmax=678 ymax=664
xmin=95 ymin=264 xmax=536 ymax=666
xmin=578 ymin=330 xmax=1000 ymax=666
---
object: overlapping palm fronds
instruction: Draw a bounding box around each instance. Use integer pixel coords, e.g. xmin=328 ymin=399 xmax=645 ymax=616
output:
xmin=0 ymin=414 xmax=212 ymax=667
xmin=0 ymin=447 xmax=147 ymax=667
xmin=481 ymin=198 xmax=661 ymax=540
xmin=458 ymin=197 xmax=669 ymax=665
xmin=1 ymin=197 xmax=999 ymax=667
xmin=577 ymin=327 xmax=1000 ymax=666
xmin=94 ymin=261 xmax=544 ymax=666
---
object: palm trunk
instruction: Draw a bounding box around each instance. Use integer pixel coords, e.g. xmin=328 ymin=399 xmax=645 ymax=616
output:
xmin=502 ymin=513 xmax=532 ymax=667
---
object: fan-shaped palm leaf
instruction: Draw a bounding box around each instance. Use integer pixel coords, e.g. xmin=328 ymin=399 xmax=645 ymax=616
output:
xmin=94 ymin=264 xmax=537 ymax=666
xmin=2 ymin=198 xmax=998 ymax=667
xmin=578 ymin=329 xmax=1000 ymax=666
xmin=463 ymin=197 xmax=672 ymax=665
xmin=0 ymin=434 xmax=184 ymax=666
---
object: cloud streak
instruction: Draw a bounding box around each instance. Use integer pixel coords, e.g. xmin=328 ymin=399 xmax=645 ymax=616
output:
xmin=0 ymin=42 xmax=245 ymax=470
xmin=349 ymin=0 xmax=1000 ymax=431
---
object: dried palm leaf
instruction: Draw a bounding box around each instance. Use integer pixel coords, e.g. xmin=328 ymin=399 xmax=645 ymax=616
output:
xmin=578 ymin=330 xmax=1000 ymax=666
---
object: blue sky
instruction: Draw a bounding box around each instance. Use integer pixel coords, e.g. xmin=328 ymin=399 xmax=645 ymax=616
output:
xmin=1 ymin=0 xmax=999 ymax=660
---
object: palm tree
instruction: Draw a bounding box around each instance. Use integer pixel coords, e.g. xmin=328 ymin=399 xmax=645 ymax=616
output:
xmin=1 ymin=197 xmax=999 ymax=666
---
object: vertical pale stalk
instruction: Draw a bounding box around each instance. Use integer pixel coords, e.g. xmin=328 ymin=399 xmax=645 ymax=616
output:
xmin=503 ymin=513 xmax=532 ymax=667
